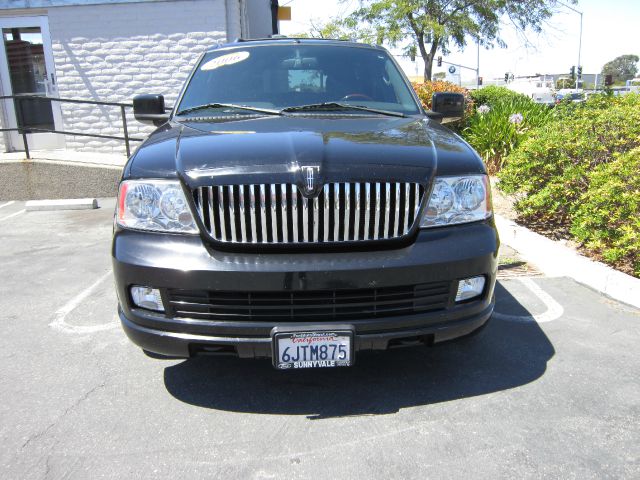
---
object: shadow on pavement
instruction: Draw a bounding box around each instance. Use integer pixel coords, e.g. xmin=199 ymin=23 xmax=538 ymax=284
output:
xmin=163 ymin=282 xmax=555 ymax=419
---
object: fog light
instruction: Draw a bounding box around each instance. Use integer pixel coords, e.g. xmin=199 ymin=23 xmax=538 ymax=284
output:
xmin=455 ymin=276 xmax=485 ymax=302
xmin=130 ymin=286 xmax=164 ymax=312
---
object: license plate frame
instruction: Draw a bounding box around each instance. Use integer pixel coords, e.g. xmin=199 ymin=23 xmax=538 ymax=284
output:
xmin=271 ymin=325 xmax=355 ymax=370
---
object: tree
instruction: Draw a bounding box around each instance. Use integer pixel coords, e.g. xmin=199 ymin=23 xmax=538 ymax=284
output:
xmin=308 ymin=1 xmax=569 ymax=82
xmin=294 ymin=19 xmax=352 ymax=40
xmin=556 ymin=77 xmax=575 ymax=89
xmin=601 ymin=55 xmax=639 ymax=85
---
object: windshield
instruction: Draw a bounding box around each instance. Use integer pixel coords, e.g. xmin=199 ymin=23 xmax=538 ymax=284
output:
xmin=176 ymin=44 xmax=421 ymax=116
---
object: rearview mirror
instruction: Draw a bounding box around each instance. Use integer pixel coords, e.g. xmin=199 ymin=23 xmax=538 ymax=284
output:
xmin=431 ymin=92 xmax=465 ymax=123
xmin=133 ymin=94 xmax=169 ymax=126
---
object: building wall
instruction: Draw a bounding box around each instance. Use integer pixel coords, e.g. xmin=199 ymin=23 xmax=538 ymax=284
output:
xmin=225 ymin=0 xmax=242 ymax=42
xmin=244 ymin=0 xmax=274 ymax=39
xmin=47 ymin=0 xmax=230 ymax=155
xmin=0 ymin=127 xmax=5 ymax=153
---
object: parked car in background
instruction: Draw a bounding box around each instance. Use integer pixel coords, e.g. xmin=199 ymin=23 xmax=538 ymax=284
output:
xmin=555 ymin=89 xmax=585 ymax=104
xmin=625 ymin=78 xmax=640 ymax=93
xmin=507 ymin=77 xmax=556 ymax=105
xmin=113 ymin=38 xmax=498 ymax=370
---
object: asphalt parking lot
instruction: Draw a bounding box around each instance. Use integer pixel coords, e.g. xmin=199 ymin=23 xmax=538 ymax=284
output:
xmin=1 ymin=199 xmax=639 ymax=479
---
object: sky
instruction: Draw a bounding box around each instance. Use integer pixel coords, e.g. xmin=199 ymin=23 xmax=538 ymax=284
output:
xmin=278 ymin=0 xmax=640 ymax=83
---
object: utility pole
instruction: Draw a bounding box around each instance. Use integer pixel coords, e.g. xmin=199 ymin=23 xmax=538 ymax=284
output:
xmin=476 ymin=37 xmax=480 ymax=89
xmin=558 ymin=1 xmax=583 ymax=92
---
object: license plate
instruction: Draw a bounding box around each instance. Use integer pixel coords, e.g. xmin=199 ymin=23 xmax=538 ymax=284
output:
xmin=272 ymin=326 xmax=354 ymax=370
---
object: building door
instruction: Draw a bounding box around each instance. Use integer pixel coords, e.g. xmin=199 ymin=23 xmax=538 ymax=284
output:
xmin=0 ymin=16 xmax=64 ymax=151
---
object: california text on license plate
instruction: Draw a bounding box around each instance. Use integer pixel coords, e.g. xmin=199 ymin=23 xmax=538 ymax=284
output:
xmin=272 ymin=328 xmax=354 ymax=370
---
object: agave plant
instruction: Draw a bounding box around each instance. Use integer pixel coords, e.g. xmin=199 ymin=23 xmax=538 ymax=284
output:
xmin=462 ymin=95 xmax=552 ymax=174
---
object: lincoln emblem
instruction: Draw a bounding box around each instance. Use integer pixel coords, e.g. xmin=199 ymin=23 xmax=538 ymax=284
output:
xmin=304 ymin=166 xmax=317 ymax=193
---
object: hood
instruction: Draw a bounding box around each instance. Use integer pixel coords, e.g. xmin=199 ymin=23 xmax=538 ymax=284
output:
xmin=127 ymin=115 xmax=484 ymax=188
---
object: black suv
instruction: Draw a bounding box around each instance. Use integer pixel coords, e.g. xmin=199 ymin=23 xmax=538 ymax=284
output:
xmin=113 ymin=38 xmax=498 ymax=369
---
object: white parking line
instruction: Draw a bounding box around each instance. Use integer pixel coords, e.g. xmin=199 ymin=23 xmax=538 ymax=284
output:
xmin=493 ymin=277 xmax=564 ymax=323
xmin=0 ymin=209 xmax=26 ymax=222
xmin=0 ymin=201 xmax=15 ymax=210
xmin=49 ymin=270 xmax=117 ymax=334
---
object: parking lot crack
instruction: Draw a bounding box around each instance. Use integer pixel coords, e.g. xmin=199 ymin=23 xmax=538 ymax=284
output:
xmin=21 ymin=380 xmax=107 ymax=450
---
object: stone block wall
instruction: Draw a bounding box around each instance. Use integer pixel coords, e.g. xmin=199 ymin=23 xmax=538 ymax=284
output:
xmin=47 ymin=0 xmax=230 ymax=155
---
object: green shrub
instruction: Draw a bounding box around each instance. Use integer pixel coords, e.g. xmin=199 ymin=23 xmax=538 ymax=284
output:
xmin=498 ymin=93 xmax=640 ymax=223
xmin=470 ymin=85 xmax=530 ymax=108
xmin=571 ymin=147 xmax=640 ymax=276
xmin=462 ymin=90 xmax=552 ymax=174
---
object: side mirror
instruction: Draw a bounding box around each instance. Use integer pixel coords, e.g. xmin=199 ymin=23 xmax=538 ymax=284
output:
xmin=430 ymin=92 xmax=465 ymax=123
xmin=133 ymin=94 xmax=169 ymax=126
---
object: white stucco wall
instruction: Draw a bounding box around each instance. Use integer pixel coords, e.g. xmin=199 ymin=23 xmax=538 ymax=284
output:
xmin=0 ymin=119 xmax=5 ymax=153
xmin=47 ymin=0 xmax=230 ymax=155
xmin=245 ymin=0 xmax=274 ymax=39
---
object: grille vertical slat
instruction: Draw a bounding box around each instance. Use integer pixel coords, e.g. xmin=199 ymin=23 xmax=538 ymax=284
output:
xmin=206 ymin=187 xmax=215 ymax=239
xmin=344 ymin=182 xmax=351 ymax=241
xmin=354 ymin=183 xmax=361 ymax=240
xmin=259 ymin=185 xmax=267 ymax=243
xmin=228 ymin=186 xmax=237 ymax=242
xmin=333 ymin=183 xmax=340 ymax=241
xmin=196 ymin=187 xmax=204 ymax=222
xmin=238 ymin=185 xmax=247 ymax=242
xmin=383 ymin=182 xmax=391 ymax=238
xmin=291 ymin=185 xmax=299 ymax=242
xmin=195 ymin=182 xmax=424 ymax=244
xmin=280 ymin=184 xmax=288 ymax=242
xmin=218 ymin=187 xmax=227 ymax=241
xmin=302 ymin=195 xmax=309 ymax=242
xmin=313 ymin=196 xmax=319 ymax=242
xmin=393 ymin=182 xmax=401 ymax=237
xmin=249 ymin=185 xmax=257 ymax=243
xmin=373 ymin=183 xmax=381 ymax=240
xmin=364 ymin=183 xmax=371 ymax=240
xmin=270 ymin=184 xmax=278 ymax=243
xmin=405 ymin=183 xmax=411 ymax=231
xmin=323 ymin=184 xmax=330 ymax=242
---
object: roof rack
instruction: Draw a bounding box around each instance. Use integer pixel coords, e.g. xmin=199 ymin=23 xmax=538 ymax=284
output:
xmin=233 ymin=36 xmax=353 ymax=43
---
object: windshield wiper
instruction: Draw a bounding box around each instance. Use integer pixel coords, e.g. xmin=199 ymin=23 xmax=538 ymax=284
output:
xmin=176 ymin=103 xmax=281 ymax=116
xmin=281 ymin=102 xmax=405 ymax=118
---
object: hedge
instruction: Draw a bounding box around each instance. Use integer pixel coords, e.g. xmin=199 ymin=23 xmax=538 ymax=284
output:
xmin=499 ymin=93 xmax=640 ymax=277
xmin=571 ymin=147 xmax=640 ymax=276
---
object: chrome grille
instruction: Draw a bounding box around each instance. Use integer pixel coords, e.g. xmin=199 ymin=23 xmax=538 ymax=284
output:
xmin=193 ymin=182 xmax=425 ymax=244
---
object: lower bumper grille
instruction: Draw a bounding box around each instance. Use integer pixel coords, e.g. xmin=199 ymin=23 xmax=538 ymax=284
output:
xmin=166 ymin=282 xmax=452 ymax=322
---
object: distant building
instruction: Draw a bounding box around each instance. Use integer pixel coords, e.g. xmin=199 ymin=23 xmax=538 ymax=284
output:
xmin=0 ymin=0 xmax=279 ymax=154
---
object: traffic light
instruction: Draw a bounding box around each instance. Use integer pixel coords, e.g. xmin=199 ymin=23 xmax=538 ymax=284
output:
xmin=577 ymin=66 xmax=582 ymax=78
xmin=408 ymin=45 xmax=416 ymax=62
xmin=504 ymin=72 xmax=509 ymax=83
xmin=478 ymin=76 xmax=483 ymax=86
xmin=605 ymin=74 xmax=613 ymax=86
xmin=437 ymin=56 xmax=442 ymax=67
xmin=570 ymin=66 xmax=576 ymax=80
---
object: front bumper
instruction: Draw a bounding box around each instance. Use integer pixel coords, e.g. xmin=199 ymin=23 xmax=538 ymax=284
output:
xmin=112 ymin=219 xmax=499 ymax=358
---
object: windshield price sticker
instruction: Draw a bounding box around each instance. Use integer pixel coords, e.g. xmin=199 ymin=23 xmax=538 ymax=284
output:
xmin=273 ymin=331 xmax=353 ymax=369
xmin=201 ymin=51 xmax=250 ymax=71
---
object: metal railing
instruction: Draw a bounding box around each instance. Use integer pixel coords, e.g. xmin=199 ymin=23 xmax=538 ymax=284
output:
xmin=0 ymin=94 xmax=150 ymax=158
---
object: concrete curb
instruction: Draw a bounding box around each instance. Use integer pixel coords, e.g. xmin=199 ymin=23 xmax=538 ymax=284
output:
xmin=26 ymin=198 xmax=99 ymax=211
xmin=495 ymin=214 xmax=640 ymax=309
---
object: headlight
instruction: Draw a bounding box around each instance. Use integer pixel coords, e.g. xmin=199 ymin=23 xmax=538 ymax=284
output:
xmin=116 ymin=180 xmax=198 ymax=233
xmin=421 ymin=175 xmax=491 ymax=227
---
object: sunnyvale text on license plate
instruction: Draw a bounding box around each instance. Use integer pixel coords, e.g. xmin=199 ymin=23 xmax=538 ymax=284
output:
xmin=274 ymin=331 xmax=352 ymax=369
